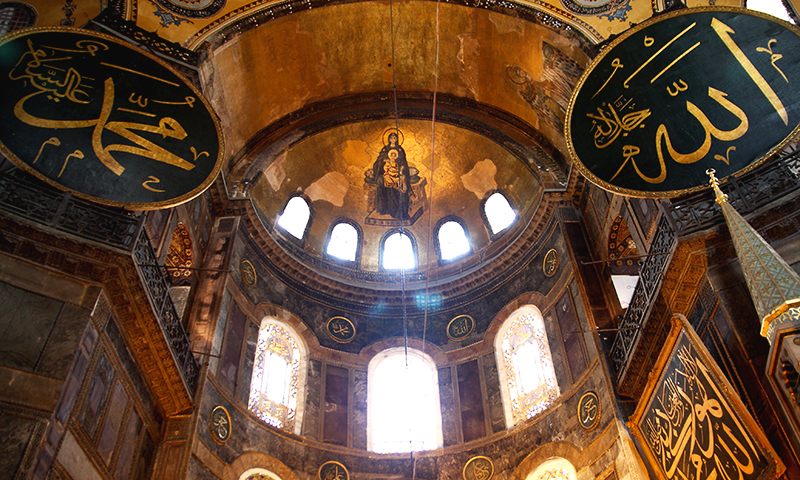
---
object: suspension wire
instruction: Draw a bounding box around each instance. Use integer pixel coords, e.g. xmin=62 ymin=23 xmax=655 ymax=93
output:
xmin=420 ymin=0 xmax=443 ymax=361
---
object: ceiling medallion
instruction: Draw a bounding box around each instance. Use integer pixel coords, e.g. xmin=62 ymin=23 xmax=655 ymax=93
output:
xmin=210 ymin=405 xmax=231 ymax=444
xmin=319 ymin=461 xmax=349 ymax=480
xmin=447 ymin=315 xmax=475 ymax=341
xmin=241 ymin=259 xmax=257 ymax=287
xmin=153 ymin=0 xmax=226 ymax=18
xmin=578 ymin=390 xmax=600 ymax=430
xmin=560 ymin=0 xmax=629 ymax=17
xmin=326 ymin=317 xmax=356 ymax=343
xmin=463 ymin=456 xmax=494 ymax=480
xmin=543 ymin=248 xmax=559 ymax=278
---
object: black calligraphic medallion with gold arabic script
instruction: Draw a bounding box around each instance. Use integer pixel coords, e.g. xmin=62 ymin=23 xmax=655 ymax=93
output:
xmin=566 ymin=7 xmax=800 ymax=197
xmin=0 ymin=28 xmax=224 ymax=209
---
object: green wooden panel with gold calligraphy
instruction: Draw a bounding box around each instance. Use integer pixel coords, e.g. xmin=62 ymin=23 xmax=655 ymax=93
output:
xmin=0 ymin=28 xmax=224 ymax=209
xmin=629 ymin=315 xmax=784 ymax=480
xmin=566 ymin=7 xmax=800 ymax=197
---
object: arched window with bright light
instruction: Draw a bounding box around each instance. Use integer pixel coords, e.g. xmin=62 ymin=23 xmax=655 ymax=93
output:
xmin=277 ymin=196 xmax=311 ymax=240
xmin=381 ymin=231 xmax=416 ymax=270
xmin=248 ymin=319 xmax=307 ymax=434
xmin=326 ymin=221 xmax=359 ymax=262
xmin=525 ymin=458 xmax=578 ymax=480
xmin=495 ymin=306 xmax=559 ymax=427
xmin=483 ymin=192 xmax=517 ymax=235
xmin=437 ymin=219 xmax=471 ymax=261
xmin=368 ymin=348 xmax=443 ymax=453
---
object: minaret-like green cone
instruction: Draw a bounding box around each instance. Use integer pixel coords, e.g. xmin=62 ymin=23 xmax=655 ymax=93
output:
xmin=707 ymin=169 xmax=800 ymax=341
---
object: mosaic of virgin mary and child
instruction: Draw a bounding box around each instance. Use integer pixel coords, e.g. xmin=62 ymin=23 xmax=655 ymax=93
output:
xmin=364 ymin=129 xmax=426 ymax=225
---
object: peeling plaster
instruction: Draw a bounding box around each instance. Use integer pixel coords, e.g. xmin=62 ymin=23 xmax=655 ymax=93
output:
xmin=461 ymin=159 xmax=497 ymax=199
xmin=306 ymin=172 xmax=349 ymax=206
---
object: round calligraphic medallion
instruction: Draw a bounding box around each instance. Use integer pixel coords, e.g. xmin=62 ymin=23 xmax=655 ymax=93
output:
xmin=210 ymin=405 xmax=231 ymax=444
xmin=326 ymin=317 xmax=356 ymax=343
xmin=543 ymin=248 xmax=559 ymax=277
xmin=0 ymin=28 xmax=224 ymax=209
xmin=241 ymin=260 xmax=257 ymax=287
xmin=463 ymin=456 xmax=494 ymax=480
xmin=318 ymin=461 xmax=349 ymax=480
xmin=577 ymin=391 xmax=600 ymax=430
xmin=447 ymin=314 xmax=475 ymax=341
xmin=566 ymin=7 xmax=800 ymax=198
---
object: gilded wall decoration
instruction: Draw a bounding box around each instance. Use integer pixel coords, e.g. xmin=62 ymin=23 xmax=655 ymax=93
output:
xmin=318 ymin=461 xmax=349 ymax=480
xmin=577 ymin=390 xmax=600 ymax=430
xmin=326 ymin=317 xmax=355 ymax=343
xmin=463 ymin=456 xmax=494 ymax=480
xmin=210 ymin=405 xmax=231 ymax=444
xmin=446 ymin=314 xmax=475 ymax=341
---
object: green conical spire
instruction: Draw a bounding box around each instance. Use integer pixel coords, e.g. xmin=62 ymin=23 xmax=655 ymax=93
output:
xmin=707 ymin=169 xmax=800 ymax=341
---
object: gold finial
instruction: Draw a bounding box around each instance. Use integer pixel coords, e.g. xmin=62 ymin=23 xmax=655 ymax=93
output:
xmin=706 ymin=168 xmax=728 ymax=204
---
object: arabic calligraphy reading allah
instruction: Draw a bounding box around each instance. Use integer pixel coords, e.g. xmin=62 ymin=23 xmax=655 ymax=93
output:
xmin=586 ymin=17 xmax=791 ymax=187
xmin=642 ymin=336 xmax=767 ymax=479
xmin=8 ymin=38 xmax=208 ymax=190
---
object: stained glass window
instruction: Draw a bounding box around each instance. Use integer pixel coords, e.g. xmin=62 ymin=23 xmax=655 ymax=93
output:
xmin=249 ymin=321 xmax=302 ymax=432
xmin=498 ymin=307 xmax=559 ymax=426
xmin=368 ymin=348 xmax=443 ymax=453
xmin=438 ymin=220 xmax=470 ymax=260
xmin=526 ymin=458 xmax=577 ymax=480
xmin=484 ymin=192 xmax=516 ymax=234
xmin=277 ymin=196 xmax=310 ymax=239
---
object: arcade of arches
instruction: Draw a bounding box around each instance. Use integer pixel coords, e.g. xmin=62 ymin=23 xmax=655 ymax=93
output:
xmin=1 ymin=0 xmax=800 ymax=479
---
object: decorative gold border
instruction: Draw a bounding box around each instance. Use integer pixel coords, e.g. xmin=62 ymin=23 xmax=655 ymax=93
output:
xmin=241 ymin=259 xmax=257 ymax=286
xmin=446 ymin=314 xmax=475 ymax=341
xmin=543 ymin=248 xmax=559 ymax=277
xmin=627 ymin=314 xmax=786 ymax=479
xmin=318 ymin=461 xmax=349 ymax=480
xmin=462 ymin=455 xmax=494 ymax=480
xmin=0 ymin=27 xmax=226 ymax=211
xmin=326 ymin=316 xmax=356 ymax=344
xmin=565 ymin=6 xmax=800 ymax=199
xmin=577 ymin=390 xmax=600 ymax=431
xmin=210 ymin=405 xmax=231 ymax=445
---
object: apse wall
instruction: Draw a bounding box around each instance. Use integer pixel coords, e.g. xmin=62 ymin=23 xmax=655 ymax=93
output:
xmin=186 ymin=206 xmax=643 ymax=479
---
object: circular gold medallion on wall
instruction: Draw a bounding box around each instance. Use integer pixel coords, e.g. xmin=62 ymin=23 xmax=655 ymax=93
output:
xmin=578 ymin=391 xmax=600 ymax=431
xmin=241 ymin=259 xmax=257 ymax=286
xmin=210 ymin=405 xmax=231 ymax=444
xmin=319 ymin=461 xmax=349 ymax=480
xmin=543 ymin=248 xmax=559 ymax=277
xmin=447 ymin=315 xmax=475 ymax=341
xmin=463 ymin=455 xmax=494 ymax=480
xmin=326 ymin=317 xmax=356 ymax=343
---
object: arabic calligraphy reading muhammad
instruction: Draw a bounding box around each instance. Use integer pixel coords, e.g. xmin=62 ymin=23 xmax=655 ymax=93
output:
xmin=641 ymin=332 xmax=770 ymax=480
xmin=0 ymin=28 xmax=223 ymax=209
xmin=567 ymin=8 xmax=800 ymax=197
xmin=326 ymin=317 xmax=356 ymax=343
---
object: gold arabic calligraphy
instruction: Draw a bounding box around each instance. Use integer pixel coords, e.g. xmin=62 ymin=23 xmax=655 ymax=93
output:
xmin=9 ymin=39 xmax=206 ymax=186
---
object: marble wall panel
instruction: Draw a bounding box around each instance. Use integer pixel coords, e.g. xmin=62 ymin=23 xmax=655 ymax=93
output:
xmin=479 ymin=354 xmax=505 ymax=434
xmin=96 ymin=382 xmax=128 ymax=465
xmin=238 ymin=320 xmax=259 ymax=406
xmin=323 ymin=365 xmax=348 ymax=446
xmin=438 ymin=366 xmax=458 ymax=447
xmin=105 ymin=318 xmax=157 ymax=424
xmin=37 ymin=303 xmax=90 ymax=379
xmin=219 ymin=301 xmax=247 ymax=395
xmin=351 ymin=368 xmax=367 ymax=450
xmin=0 ymin=280 xmax=63 ymax=372
xmin=457 ymin=360 xmax=485 ymax=442
xmin=0 ymin=413 xmax=37 ymax=476
xmin=302 ymin=359 xmax=322 ymax=441
xmin=80 ymin=352 xmax=114 ymax=438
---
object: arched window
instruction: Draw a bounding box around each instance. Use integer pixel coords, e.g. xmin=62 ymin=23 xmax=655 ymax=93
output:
xmin=240 ymin=468 xmax=282 ymax=480
xmin=525 ymin=458 xmax=577 ymax=480
xmin=495 ymin=306 xmax=559 ymax=427
xmin=437 ymin=219 xmax=471 ymax=261
xmin=0 ymin=3 xmax=37 ymax=36
xmin=368 ymin=348 xmax=443 ymax=453
xmin=326 ymin=221 xmax=359 ymax=262
xmin=381 ymin=231 xmax=416 ymax=270
xmin=248 ymin=319 xmax=306 ymax=434
xmin=483 ymin=192 xmax=517 ymax=235
xmin=277 ymin=196 xmax=311 ymax=240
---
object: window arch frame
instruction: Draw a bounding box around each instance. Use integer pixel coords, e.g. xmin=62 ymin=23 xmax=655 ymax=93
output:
xmin=324 ymin=218 xmax=362 ymax=267
xmin=494 ymin=305 xmax=560 ymax=428
xmin=247 ymin=317 xmax=308 ymax=435
xmin=379 ymin=229 xmax=418 ymax=271
xmin=276 ymin=193 xmax=313 ymax=245
xmin=480 ymin=189 xmax=518 ymax=239
xmin=367 ymin=347 xmax=444 ymax=453
xmin=0 ymin=2 xmax=37 ymax=36
xmin=525 ymin=458 xmax=578 ymax=480
xmin=434 ymin=216 xmax=473 ymax=264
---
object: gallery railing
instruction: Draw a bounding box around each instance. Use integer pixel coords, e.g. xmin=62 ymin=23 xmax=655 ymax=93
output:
xmin=0 ymin=170 xmax=199 ymax=394
xmin=666 ymin=149 xmax=800 ymax=236
xmin=609 ymin=216 xmax=677 ymax=379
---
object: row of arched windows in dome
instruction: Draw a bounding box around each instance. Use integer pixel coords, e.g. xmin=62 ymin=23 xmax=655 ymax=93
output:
xmin=275 ymin=191 xmax=518 ymax=268
xmin=246 ymin=305 xmax=561 ymax=454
